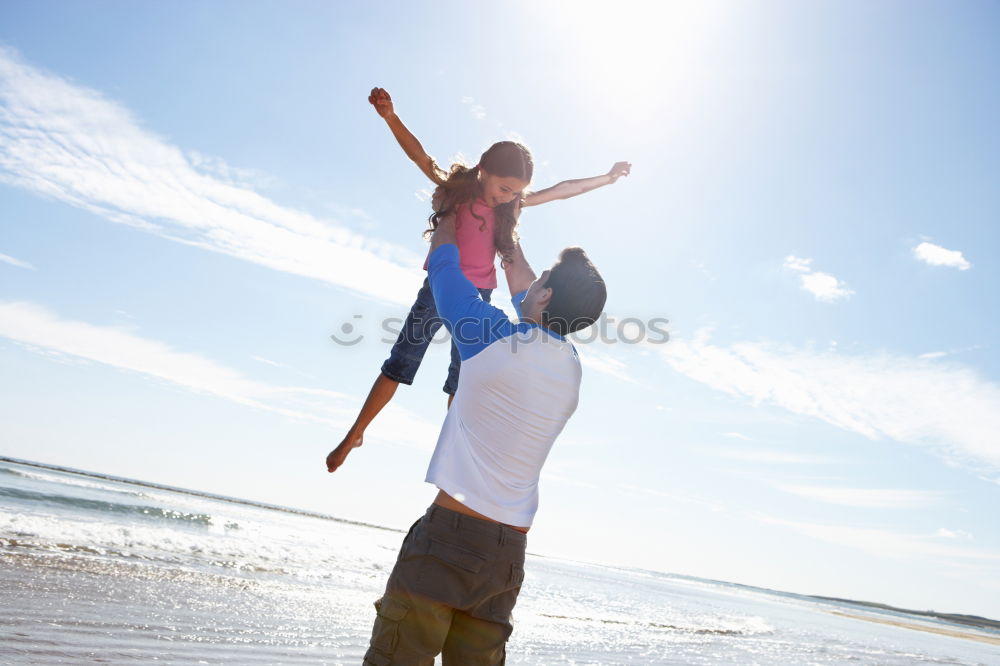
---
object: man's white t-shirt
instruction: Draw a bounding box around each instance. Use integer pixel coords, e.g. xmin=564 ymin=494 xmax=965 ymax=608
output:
xmin=426 ymin=244 xmax=582 ymax=528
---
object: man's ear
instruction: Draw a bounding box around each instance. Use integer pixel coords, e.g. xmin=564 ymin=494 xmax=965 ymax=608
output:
xmin=536 ymin=286 xmax=553 ymax=309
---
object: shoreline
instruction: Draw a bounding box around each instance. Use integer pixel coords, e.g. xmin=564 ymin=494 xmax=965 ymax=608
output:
xmin=831 ymin=611 xmax=1000 ymax=646
xmin=4 ymin=454 xmax=999 ymax=636
xmin=0 ymin=454 xmax=403 ymax=534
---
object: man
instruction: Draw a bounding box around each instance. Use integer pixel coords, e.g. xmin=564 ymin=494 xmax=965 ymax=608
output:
xmin=329 ymin=211 xmax=607 ymax=665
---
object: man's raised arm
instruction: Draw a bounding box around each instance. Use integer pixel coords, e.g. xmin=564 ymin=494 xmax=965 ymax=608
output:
xmin=427 ymin=213 xmax=477 ymax=328
xmin=502 ymin=241 xmax=536 ymax=298
xmin=427 ymin=215 xmax=518 ymax=361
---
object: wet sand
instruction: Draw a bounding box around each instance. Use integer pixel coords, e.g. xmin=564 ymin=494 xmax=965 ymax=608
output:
xmin=832 ymin=611 xmax=1000 ymax=646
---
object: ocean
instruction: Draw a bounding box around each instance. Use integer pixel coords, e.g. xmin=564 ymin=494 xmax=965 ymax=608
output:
xmin=1 ymin=457 xmax=997 ymax=665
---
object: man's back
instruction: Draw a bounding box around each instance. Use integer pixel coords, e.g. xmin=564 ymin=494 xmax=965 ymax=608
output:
xmin=426 ymin=318 xmax=582 ymax=528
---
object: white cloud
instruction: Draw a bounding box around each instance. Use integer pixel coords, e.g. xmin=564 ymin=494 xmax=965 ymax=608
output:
xmin=783 ymin=255 xmax=812 ymax=273
xmin=713 ymin=448 xmax=838 ymax=465
xmin=186 ymin=150 xmax=273 ymax=189
xmin=913 ymin=242 xmax=971 ymax=271
xmin=658 ymin=331 xmax=1000 ymax=472
xmin=252 ymin=355 xmax=287 ymax=368
xmin=0 ymin=46 xmax=421 ymax=306
xmin=935 ymin=528 xmax=973 ymax=540
xmin=754 ymin=513 xmax=1000 ymax=562
xmin=461 ymin=96 xmax=487 ymax=120
xmin=799 ymin=271 xmax=854 ymax=302
xmin=0 ymin=300 xmax=438 ymax=449
xmin=618 ymin=483 xmax=726 ymax=512
xmin=540 ymin=468 xmax=600 ymax=490
xmin=0 ymin=252 xmax=35 ymax=270
xmin=577 ymin=347 xmax=638 ymax=384
xmin=783 ymin=255 xmax=853 ymax=302
xmin=918 ymin=345 xmax=982 ymax=361
xmin=774 ymin=485 xmax=944 ymax=509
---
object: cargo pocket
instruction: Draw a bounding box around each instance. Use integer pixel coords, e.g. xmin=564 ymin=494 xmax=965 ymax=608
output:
xmin=508 ymin=562 xmax=524 ymax=587
xmin=363 ymin=595 xmax=410 ymax=665
xmin=414 ymin=538 xmax=488 ymax=607
xmin=428 ymin=538 xmax=486 ymax=573
xmin=488 ymin=563 xmax=524 ymax=625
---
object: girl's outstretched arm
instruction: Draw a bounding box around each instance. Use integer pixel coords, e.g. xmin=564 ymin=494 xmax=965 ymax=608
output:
xmin=522 ymin=161 xmax=631 ymax=207
xmin=369 ymin=87 xmax=448 ymax=186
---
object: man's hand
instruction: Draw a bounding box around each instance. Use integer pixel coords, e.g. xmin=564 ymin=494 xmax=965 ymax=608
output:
xmin=429 ymin=212 xmax=458 ymax=253
xmin=606 ymin=161 xmax=631 ymax=184
xmin=503 ymin=241 xmax=537 ymax=297
xmin=368 ymin=87 xmax=394 ymax=119
xmin=431 ymin=187 xmax=453 ymax=214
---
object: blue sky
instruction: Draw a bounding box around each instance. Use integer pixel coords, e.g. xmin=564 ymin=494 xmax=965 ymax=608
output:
xmin=2 ymin=1 xmax=999 ymax=619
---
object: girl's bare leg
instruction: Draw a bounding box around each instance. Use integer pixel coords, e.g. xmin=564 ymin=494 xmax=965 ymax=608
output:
xmin=326 ymin=373 xmax=399 ymax=472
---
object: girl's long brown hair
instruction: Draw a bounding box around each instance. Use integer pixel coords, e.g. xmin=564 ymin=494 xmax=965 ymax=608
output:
xmin=424 ymin=141 xmax=533 ymax=264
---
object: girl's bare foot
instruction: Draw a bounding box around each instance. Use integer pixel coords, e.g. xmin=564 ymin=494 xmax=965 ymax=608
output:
xmin=325 ymin=374 xmax=399 ymax=474
xmin=326 ymin=432 xmax=363 ymax=472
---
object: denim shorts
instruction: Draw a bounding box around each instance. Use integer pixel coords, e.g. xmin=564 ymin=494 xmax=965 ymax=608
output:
xmin=381 ymin=277 xmax=493 ymax=395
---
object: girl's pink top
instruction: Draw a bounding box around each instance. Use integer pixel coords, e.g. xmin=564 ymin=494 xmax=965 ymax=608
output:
xmin=423 ymin=198 xmax=497 ymax=289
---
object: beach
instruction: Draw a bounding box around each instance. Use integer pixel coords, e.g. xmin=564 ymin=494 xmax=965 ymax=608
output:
xmin=2 ymin=458 xmax=999 ymax=665
xmin=830 ymin=611 xmax=1000 ymax=647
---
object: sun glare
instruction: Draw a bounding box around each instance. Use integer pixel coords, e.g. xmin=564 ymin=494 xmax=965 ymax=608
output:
xmin=529 ymin=1 xmax=727 ymax=125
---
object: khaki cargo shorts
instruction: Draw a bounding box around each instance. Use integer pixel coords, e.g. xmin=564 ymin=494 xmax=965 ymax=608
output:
xmin=363 ymin=504 xmax=527 ymax=666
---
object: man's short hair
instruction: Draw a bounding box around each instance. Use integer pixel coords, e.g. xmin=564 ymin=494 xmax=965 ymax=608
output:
xmin=541 ymin=247 xmax=607 ymax=336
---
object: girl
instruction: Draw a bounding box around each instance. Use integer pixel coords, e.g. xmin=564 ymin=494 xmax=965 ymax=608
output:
xmin=326 ymin=87 xmax=629 ymax=473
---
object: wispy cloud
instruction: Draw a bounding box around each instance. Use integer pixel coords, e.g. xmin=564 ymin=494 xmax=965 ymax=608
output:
xmin=658 ymin=330 xmax=1000 ymax=473
xmin=713 ymin=448 xmax=838 ymax=465
xmin=783 ymin=255 xmax=854 ymax=302
xmin=935 ymin=528 xmax=973 ymax=540
xmin=0 ymin=46 xmax=421 ymax=305
xmin=617 ymin=483 xmax=726 ymax=512
xmin=774 ymin=485 xmax=945 ymax=509
xmin=186 ymin=150 xmax=274 ymax=190
xmin=252 ymin=355 xmax=292 ymax=369
xmin=540 ymin=468 xmax=600 ymax=490
xmin=461 ymin=96 xmax=487 ymax=120
xmin=577 ymin=347 xmax=638 ymax=384
xmin=0 ymin=300 xmax=438 ymax=449
xmin=913 ymin=241 xmax=971 ymax=271
xmin=918 ymin=345 xmax=980 ymax=361
xmin=754 ymin=513 xmax=1000 ymax=562
xmin=0 ymin=252 xmax=35 ymax=270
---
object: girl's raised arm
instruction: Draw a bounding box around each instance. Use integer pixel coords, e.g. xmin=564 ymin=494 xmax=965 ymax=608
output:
xmin=369 ymin=87 xmax=448 ymax=186
xmin=522 ymin=161 xmax=631 ymax=207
